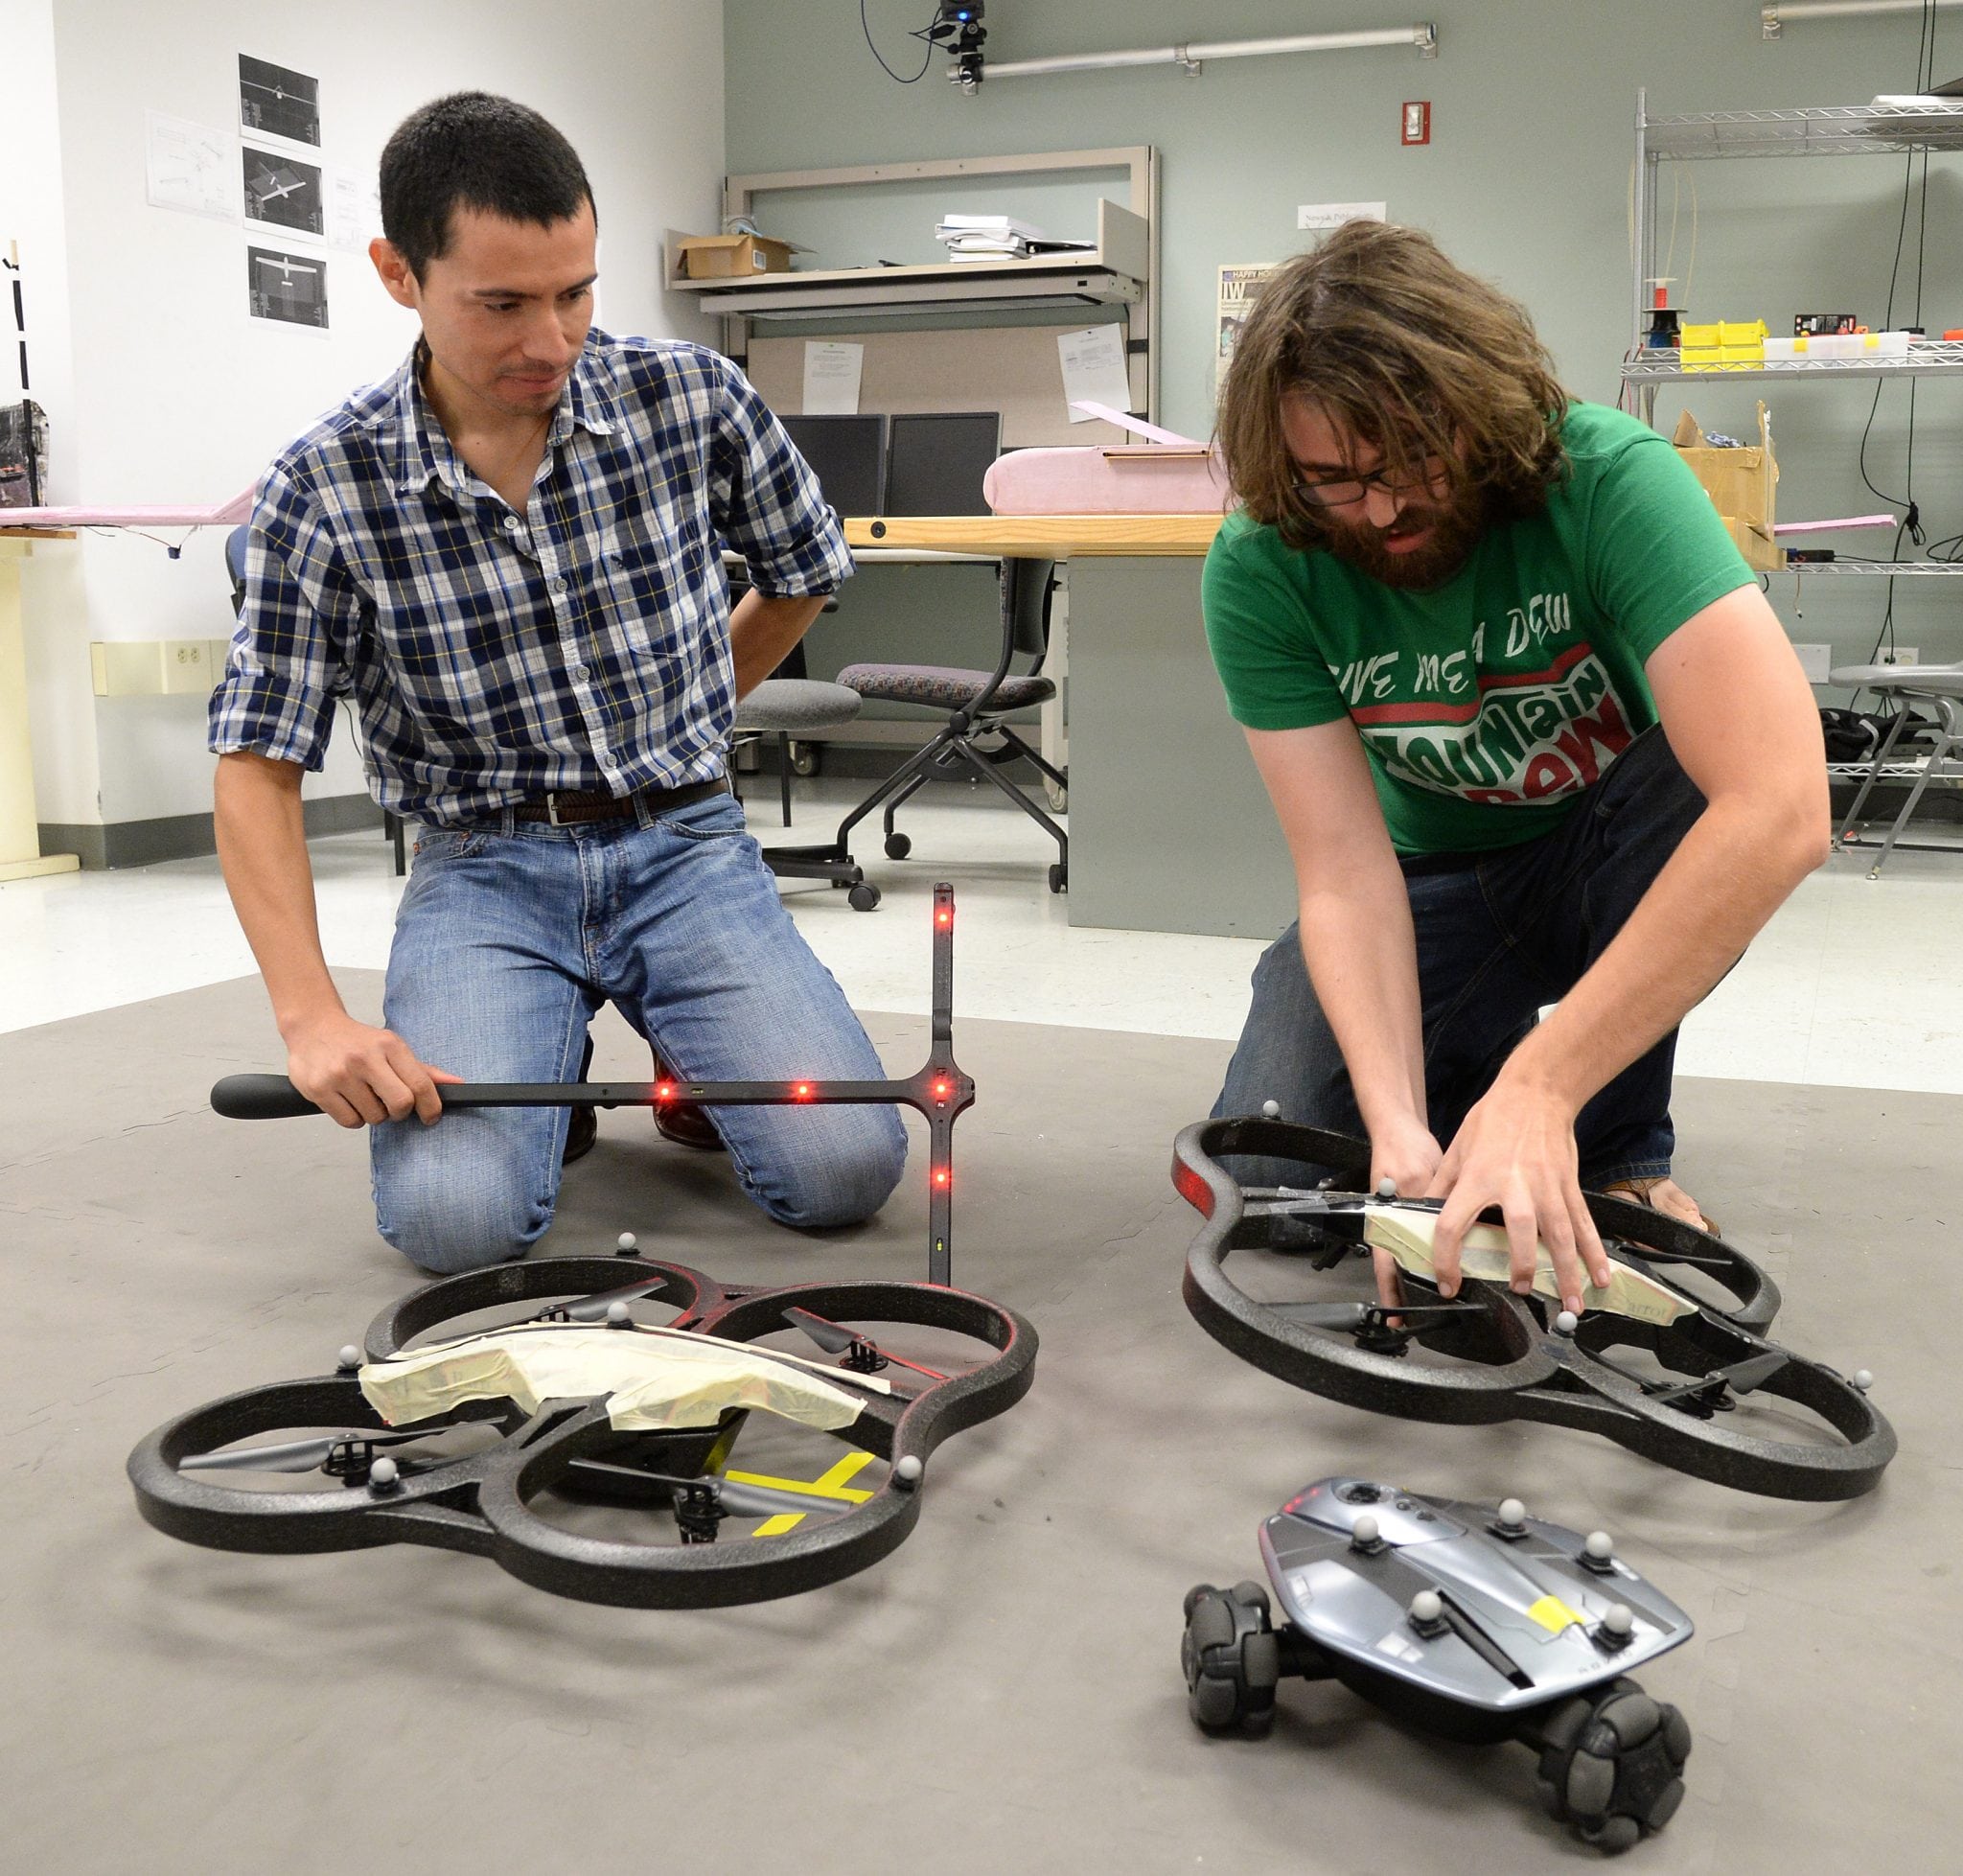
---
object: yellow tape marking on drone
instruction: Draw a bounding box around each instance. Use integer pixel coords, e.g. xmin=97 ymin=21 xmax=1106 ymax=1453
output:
xmin=358 ymin=1321 xmax=890 ymax=1435
xmin=1360 ymin=1206 xmax=1695 ymax=1326
xmin=733 ymin=1450 xmax=878 ymax=1537
xmin=1526 ymin=1594 xmax=1586 ymax=1635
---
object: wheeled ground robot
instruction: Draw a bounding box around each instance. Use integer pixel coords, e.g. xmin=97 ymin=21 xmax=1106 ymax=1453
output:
xmin=1184 ymin=1475 xmax=1695 ymax=1854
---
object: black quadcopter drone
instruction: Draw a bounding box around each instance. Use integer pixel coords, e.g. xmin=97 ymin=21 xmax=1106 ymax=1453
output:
xmin=133 ymin=885 xmax=1037 ymax=1605
xmin=212 ymin=882 xmax=974 ymax=1286
xmin=129 ymin=1252 xmax=1035 ymax=1606
xmin=1173 ymin=1115 xmax=1893 ymax=1501
xmin=1184 ymin=1475 xmax=1695 ymax=1855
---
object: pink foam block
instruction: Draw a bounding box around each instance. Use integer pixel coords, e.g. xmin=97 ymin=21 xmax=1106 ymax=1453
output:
xmin=0 ymin=483 xmax=257 ymax=529
xmin=983 ymin=445 xmax=1232 ymax=517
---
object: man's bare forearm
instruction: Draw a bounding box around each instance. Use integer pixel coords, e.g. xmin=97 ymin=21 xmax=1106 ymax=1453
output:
xmin=213 ymin=752 xmax=345 ymax=1038
xmin=728 ymin=590 xmax=827 ymax=700
xmin=1298 ymin=861 xmax=1428 ymax=1136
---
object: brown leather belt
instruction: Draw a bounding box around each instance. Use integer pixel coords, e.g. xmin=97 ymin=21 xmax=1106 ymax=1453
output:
xmin=504 ymin=776 xmax=729 ymax=826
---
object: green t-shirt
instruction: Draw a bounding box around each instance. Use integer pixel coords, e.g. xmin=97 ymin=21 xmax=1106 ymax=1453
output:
xmin=1202 ymin=402 xmax=1755 ymax=855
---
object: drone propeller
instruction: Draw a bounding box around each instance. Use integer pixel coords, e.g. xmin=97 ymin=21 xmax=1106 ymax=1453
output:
xmin=638 ymin=1471 xmax=859 ymax=1522
xmin=559 ymin=1275 xmax=671 ymax=1323
xmin=1646 ymin=1350 xmax=1789 ymax=1406
xmin=783 ymin=1308 xmax=946 ymax=1380
xmin=180 ymin=1425 xmax=455 ymax=1474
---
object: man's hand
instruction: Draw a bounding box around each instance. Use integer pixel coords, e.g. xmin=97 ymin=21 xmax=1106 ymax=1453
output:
xmin=1367 ymin=1117 xmax=1443 ymax=1309
xmin=1423 ymin=1077 xmax=1612 ymax=1313
xmin=284 ymin=1010 xmax=460 ymax=1128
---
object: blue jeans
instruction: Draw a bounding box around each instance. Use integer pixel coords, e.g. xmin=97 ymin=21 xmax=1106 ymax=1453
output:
xmin=1214 ymin=727 xmax=1708 ymax=1189
xmin=371 ymin=788 xmax=907 ymax=1274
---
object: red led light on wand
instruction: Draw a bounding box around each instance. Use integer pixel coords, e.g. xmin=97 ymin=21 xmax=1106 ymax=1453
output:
xmin=933 ymin=1080 xmax=950 ymax=1100
xmin=794 ymin=1082 xmax=813 ymax=1100
xmin=936 ymin=909 xmax=952 ymax=927
xmin=933 ymin=1168 xmax=949 ymax=1188
xmin=656 ymin=1082 xmax=676 ymax=1101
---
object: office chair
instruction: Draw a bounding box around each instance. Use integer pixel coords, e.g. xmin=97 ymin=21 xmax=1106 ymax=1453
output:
xmin=830 ymin=555 xmax=1069 ymax=893
xmin=724 ymin=575 xmax=882 ymax=909
xmin=1830 ymin=657 xmax=1963 ymax=876
xmin=225 ymin=524 xmax=405 ymax=874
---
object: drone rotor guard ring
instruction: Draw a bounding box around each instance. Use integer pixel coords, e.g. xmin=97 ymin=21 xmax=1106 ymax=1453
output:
xmin=130 ymin=1262 xmax=1037 ymax=1606
xmin=1175 ymin=1119 xmax=1559 ymax=1422
xmin=1536 ymin=1310 xmax=1897 ymax=1502
xmin=471 ymin=1277 xmax=1035 ymax=1607
xmin=1174 ymin=1118 xmax=1895 ymax=1499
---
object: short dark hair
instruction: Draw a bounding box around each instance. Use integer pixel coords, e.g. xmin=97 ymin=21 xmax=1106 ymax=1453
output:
xmin=1217 ymin=221 xmax=1569 ymax=552
xmin=380 ymin=91 xmax=595 ymax=278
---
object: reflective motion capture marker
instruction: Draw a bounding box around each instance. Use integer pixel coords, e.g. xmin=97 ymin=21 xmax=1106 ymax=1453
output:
xmin=335 ymin=1345 xmax=361 ymax=1374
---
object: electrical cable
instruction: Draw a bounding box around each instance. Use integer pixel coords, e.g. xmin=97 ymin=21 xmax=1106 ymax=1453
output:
xmin=861 ymin=0 xmax=937 ymax=83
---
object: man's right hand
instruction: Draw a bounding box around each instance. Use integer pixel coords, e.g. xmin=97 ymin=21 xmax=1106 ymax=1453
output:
xmin=1367 ymin=1118 xmax=1443 ymax=1310
xmin=283 ymin=1011 xmax=458 ymax=1127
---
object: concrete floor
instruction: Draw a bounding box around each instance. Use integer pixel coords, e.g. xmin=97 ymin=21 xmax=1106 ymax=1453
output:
xmin=4 ymin=968 xmax=1955 ymax=1875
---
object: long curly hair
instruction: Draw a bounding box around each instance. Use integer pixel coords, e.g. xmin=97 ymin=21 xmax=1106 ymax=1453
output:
xmin=1216 ymin=221 xmax=1570 ymax=551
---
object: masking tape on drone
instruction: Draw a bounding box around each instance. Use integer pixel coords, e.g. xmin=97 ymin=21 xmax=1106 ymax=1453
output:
xmin=1361 ymin=1206 xmax=1695 ymax=1326
xmin=359 ymin=1324 xmax=871 ymax=1435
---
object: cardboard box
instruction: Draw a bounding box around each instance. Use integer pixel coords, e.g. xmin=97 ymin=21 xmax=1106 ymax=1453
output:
xmin=1674 ymin=402 xmax=1780 ymax=572
xmin=674 ymin=233 xmax=794 ymax=279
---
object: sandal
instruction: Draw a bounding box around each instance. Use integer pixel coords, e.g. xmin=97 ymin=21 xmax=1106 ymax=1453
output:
xmin=1599 ymin=1175 xmax=1719 ymax=1239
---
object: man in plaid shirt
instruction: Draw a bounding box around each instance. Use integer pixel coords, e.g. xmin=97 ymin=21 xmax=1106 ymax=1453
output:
xmin=209 ymin=93 xmax=905 ymax=1272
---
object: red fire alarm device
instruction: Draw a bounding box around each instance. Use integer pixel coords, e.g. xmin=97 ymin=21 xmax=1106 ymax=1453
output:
xmin=1402 ymin=101 xmax=1431 ymax=146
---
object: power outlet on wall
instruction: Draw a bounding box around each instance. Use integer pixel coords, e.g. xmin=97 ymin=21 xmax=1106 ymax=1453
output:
xmin=1880 ymin=647 xmax=1920 ymax=666
xmin=1794 ymin=642 xmax=1832 ymax=683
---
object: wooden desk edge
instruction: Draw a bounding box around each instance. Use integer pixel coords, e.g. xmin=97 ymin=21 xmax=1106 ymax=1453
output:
xmin=843 ymin=514 xmax=1222 ymax=557
xmin=0 ymin=528 xmax=79 ymax=543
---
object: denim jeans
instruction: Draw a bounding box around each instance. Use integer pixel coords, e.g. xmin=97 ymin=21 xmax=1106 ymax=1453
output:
xmin=371 ymin=787 xmax=907 ymax=1274
xmin=1214 ymin=726 xmax=1708 ymax=1189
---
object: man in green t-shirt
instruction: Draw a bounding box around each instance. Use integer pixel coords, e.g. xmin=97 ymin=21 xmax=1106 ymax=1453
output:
xmin=1205 ymin=221 xmax=1828 ymax=1316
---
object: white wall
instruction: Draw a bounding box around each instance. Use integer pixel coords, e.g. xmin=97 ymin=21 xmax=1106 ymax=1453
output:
xmin=3 ymin=0 xmax=727 ymax=829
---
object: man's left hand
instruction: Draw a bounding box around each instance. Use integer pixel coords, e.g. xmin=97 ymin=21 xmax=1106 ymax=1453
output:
xmin=1423 ymin=1077 xmax=1613 ymax=1313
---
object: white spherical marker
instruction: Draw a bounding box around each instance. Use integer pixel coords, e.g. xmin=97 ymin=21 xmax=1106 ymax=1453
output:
xmin=336 ymin=1345 xmax=361 ymax=1373
xmin=606 ymin=1301 xmax=632 ymax=1326
xmin=1375 ymin=1177 xmax=1397 ymax=1200
xmin=1555 ymin=1310 xmax=1579 ymax=1337
xmin=368 ymin=1456 xmax=400 ymax=1491
xmin=1260 ymin=1100 xmax=1282 ymax=1119
xmin=1411 ymin=1589 xmax=1443 ymax=1625
xmin=616 ymin=1231 xmax=638 ymax=1252
xmin=1352 ymin=1512 xmax=1381 ymax=1548
xmin=1604 ymin=1603 xmax=1634 ymax=1638
xmin=893 ymin=1454 xmax=924 ymax=1491
xmin=1853 ymin=1369 xmax=1874 ymax=1393
xmin=1585 ymin=1530 xmax=1614 ymax=1563
xmin=1498 ymin=1497 xmax=1526 ymax=1531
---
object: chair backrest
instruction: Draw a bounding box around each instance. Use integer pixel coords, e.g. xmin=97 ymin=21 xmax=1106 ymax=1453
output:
xmin=224 ymin=525 xmax=249 ymax=616
xmin=1002 ymin=556 xmax=1055 ymax=659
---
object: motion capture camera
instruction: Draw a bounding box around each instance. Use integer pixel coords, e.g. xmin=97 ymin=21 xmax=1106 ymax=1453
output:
xmin=928 ymin=0 xmax=987 ymax=91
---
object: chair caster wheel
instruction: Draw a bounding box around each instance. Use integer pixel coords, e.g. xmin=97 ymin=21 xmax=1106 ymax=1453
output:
xmin=1048 ymin=862 xmax=1068 ymax=893
xmin=848 ymin=883 xmax=882 ymax=912
xmin=788 ymin=741 xmax=820 ymax=777
xmin=884 ymin=832 xmax=912 ymax=860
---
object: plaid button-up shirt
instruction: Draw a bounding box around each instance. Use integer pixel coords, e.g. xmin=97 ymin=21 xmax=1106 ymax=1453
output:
xmin=209 ymin=329 xmax=851 ymax=824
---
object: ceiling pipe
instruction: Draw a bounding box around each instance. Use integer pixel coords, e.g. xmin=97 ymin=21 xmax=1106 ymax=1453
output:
xmin=1764 ymin=0 xmax=1963 ymax=36
xmin=958 ymin=22 xmax=1438 ymax=83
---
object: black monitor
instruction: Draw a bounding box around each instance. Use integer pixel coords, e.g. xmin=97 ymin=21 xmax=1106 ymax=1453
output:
xmin=780 ymin=412 xmax=888 ymax=520
xmin=884 ymin=411 xmax=1003 ymax=517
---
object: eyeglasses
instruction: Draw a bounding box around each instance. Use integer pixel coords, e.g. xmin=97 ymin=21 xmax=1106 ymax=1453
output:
xmin=1291 ymin=457 xmax=1446 ymax=510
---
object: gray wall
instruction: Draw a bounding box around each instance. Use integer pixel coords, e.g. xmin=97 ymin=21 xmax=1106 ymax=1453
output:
xmin=727 ymin=0 xmax=1963 ymax=683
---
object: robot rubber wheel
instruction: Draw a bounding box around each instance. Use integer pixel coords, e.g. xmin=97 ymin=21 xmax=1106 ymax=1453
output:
xmin=1181 ymin=1581 xmax=1281 ymax=1735
xmin=1533 ymin=1675 xmax=1692 ymax=1854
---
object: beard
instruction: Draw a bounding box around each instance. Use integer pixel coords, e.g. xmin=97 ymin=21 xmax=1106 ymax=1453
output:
xmin=1321 ymin=489 xmax=1485 ymax=591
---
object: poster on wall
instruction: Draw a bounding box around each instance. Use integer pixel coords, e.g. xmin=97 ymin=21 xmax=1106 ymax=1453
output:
xmin=247 ymin=245 xmax=329 ymax=329
xmin=239 ymin=54 xmax=320 ymax=149
xmin=1215 ymin=263 xmax=1280 ymax=395
xmin=144 ymin=112 xmax=238 ymax=222
xmin=242 ymin=149 xmax=325 ymax=241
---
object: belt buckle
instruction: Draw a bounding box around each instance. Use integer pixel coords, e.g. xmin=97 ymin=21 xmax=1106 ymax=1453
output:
xmin=545 ymin=791 xmax=571 ymax=827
